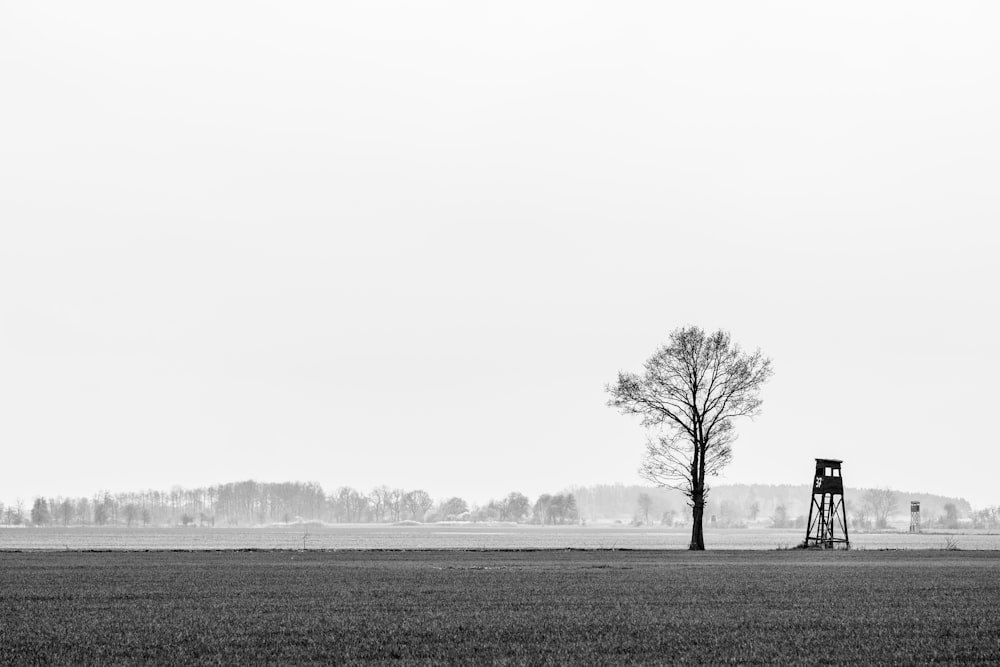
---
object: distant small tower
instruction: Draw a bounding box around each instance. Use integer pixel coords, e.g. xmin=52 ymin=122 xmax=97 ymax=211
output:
xmin=910 ymin=501 xmax=921 ymax=533
xmin=804 ymin=458 xmax=850 ymax=548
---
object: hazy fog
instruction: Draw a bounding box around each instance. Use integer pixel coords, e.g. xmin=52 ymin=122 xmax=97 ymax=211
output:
xmin=1 ymin=2 xmax=998 ymax=507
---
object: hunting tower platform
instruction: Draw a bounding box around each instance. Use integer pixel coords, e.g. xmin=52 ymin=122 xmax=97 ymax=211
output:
xmin=804 ymin=458 xmax=849 ymax=549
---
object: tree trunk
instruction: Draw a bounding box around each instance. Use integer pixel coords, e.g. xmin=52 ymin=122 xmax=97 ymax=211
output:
xmin=689 ymin=487 xmax=706 ymax=550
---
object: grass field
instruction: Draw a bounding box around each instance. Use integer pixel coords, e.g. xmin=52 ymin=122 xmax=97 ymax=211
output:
xmin=2 ymin=550 xmax=999 ymax=664
xmin=4 ymin=524 xmax=1000 ymax=550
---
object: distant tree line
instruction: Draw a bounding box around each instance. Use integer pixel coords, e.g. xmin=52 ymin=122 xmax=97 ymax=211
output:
xmin=0 ymin=482 xmax=579 ymax=528
xmin=573 ymin=483 xmax=981 ymax=531
xmin=970 ymin=506 xmax=1000 ymax=530
xmin=3 ymin=479 xmax=986 ymax=531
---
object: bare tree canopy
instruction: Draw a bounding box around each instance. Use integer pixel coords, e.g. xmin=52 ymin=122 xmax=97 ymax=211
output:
xmin=607 ymin=326 xmax=772 ymax=550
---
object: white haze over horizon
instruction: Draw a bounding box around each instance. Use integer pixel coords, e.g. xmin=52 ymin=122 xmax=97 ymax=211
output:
xmin=2 ymin=2 xmax=998 ymax=510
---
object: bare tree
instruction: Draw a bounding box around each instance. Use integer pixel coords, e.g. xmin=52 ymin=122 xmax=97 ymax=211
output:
xmin=30 ymin=498 xmax=51 ymax=526
xmin=532 ymin=494 xmax=553 ymax=524
xmin=502 ymin=492 xmax=531 ymax=522
xmin=369 ymin=486 xmax=391 ymax=523
xmin=772 ymin=504 xmax=789 ymax=529
xmin=12 ymin=499 xmax=25 ymax=525
xmin=58 ymin=499 xmax=74 ymax=526
xmin=607 ymin=326 xmax=772 ymax=550
xmin=940 ymin=502 xmax=960 ymax=529
xmin=123 ymin=503 xmax=140 ymax=527
xmin=387 ymin=488 xmax=405 ymax=522
xmin=862 ymin=488 xmax=898 ymax=529
xmin=438 ymin=497 xmax=469 ymax=521
xmin=403 ymin=489 xmax=433 ymax=521
xmin=637 ymin=493 xmax=653 ymax=525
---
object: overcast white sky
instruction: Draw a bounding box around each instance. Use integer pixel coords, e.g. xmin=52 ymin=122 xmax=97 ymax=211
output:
xmin=2 ymin=2 xmax=998 ymax=509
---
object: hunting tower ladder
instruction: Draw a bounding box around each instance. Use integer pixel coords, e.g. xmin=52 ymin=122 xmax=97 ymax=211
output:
xmin=804 ymin=458 xmax=849 ymax=549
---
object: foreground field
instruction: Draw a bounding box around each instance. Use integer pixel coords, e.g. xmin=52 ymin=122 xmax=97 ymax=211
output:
xmin=2 ymin=550 xmax=999 ymax=664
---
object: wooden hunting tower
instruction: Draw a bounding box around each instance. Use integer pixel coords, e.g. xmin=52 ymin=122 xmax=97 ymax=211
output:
xmin=910 ymin=501 xmax=921 ymax=533
xmin=804 ymin=458 xmax=849 ymax=548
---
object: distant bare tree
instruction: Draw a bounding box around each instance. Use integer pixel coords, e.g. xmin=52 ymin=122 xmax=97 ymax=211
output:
xmin=972 ymin=506 xmax=999 ymax=530
xmin=75 ymin=498 xmax=91 ymax=525
xmin=5 ymin=501 xmax=25 ymax=526
xmin=30 ymin=498 xmax=51 ymax=526
xmin=532 ymin=493 xmax=578 ymax=525
xmin=370 ymin=486 xmax=391 ymax=523
xmin=93 ymin=492 xmax=116 ymax=526
xmin=348 ymin=489 xmax=369 ymax=522
xmin=123 ymin=503 xmax=140 ymax=527
xmin=502 ymin=492 xmax=531 ymax=522
xmin=532 ymin=494 xmax=553 ymax=524
xmin=608 ymin=326 xmax=772 ymax=550
xmin=403 ymin=490 xmax=433 ymax=521
xmin=637 ymin=493 xmax=653 ymax=525
xmin=560 ymin=494 xmax=579 ymax=524
xmin=387 ymin=488 xmax=405 ymax=522
xmin=862 ymin=488 xmax=897 ymax=529
xmin=58 ymin=499 xmax=74 ymax=526
xmin=472 ymin=499 xmax=502 ymax=522
xmin=438 ymin=497 xmax=468 ymax=520
xmin=771 ymin=504 xmax=789 ymax=529
xmin=940 ymin=502 xmax=960 ymax=529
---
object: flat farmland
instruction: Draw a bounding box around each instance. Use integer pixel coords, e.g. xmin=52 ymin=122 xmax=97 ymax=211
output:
xmin=2 ymin=550 xmax=999 ymax=665
xmin=4 ymin=524 xmax=1000 ymax=550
